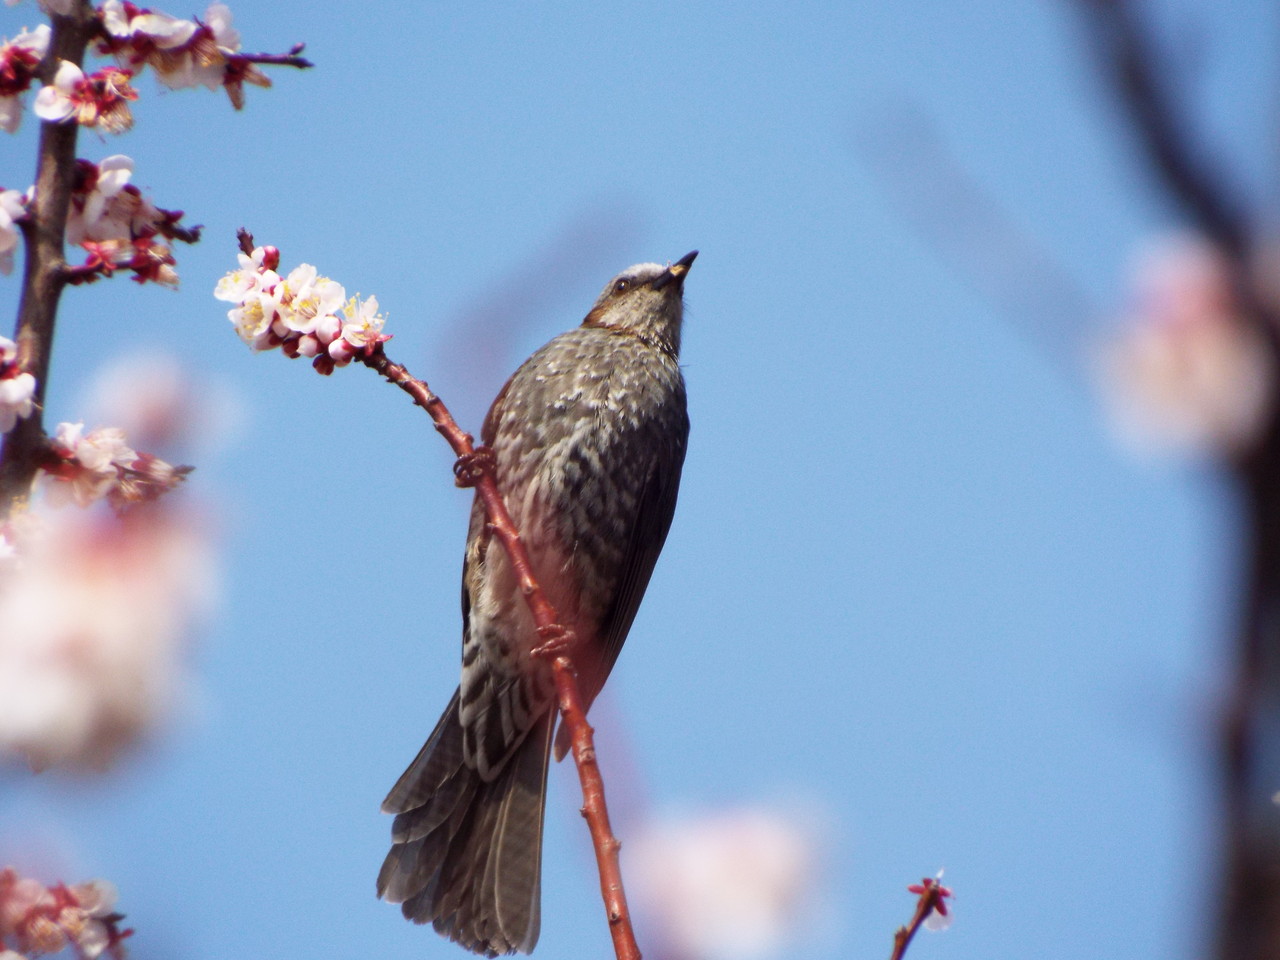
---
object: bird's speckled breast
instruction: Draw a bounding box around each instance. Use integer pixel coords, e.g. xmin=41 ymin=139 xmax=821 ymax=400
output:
xmin=457 ymin=325 xmax=687 ymax=776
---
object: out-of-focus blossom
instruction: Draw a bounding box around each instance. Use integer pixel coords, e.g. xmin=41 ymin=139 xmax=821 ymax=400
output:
xmin=216 ymin=244 xmax=391 ymax=373
xmin=0 ymin=336 xmax=35 ymax=435
xmin=40 ymin=420 xmax=190 ymax=509
xmin=1098 ymin=236 xmax=1274 ymax=458
xmin=0 ymin=188 xmax=29 ymax=275
xmin=628 ymin=807 xmax=819 ymax=960
xmin=0 ymin=869 xmax=131 ymax=958
xmin=0 ymin=24 xmax=50 ymax=134
xmin=0 ymin=502 xmax=215 ymax=771
xmin=87 ymin=354 xmax=244 ymax=456
xmin=33 ymin=60 xmax=137 ymax=134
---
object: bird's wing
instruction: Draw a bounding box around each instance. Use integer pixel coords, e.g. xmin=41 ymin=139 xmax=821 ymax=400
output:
xmin=554 ymin=437 xmax=687 ymax=759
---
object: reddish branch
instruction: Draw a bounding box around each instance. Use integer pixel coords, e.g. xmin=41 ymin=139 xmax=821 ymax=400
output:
xmin=0 ymin=1 xmax=98 ymax=518
xmin=359 ymin=344 xmax=642 ymax=960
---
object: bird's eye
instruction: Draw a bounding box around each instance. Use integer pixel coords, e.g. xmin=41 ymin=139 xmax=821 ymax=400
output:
xmin=613 ymin=278 xmax=630 ymax=293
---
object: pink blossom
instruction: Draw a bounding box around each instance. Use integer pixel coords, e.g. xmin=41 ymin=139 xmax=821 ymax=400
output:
xmin=0 ymin=869 xmax=131 ymax=958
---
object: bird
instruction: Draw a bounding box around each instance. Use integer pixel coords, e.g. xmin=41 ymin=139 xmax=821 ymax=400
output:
xmin=377 ymin=251 xmax=696 ymax=956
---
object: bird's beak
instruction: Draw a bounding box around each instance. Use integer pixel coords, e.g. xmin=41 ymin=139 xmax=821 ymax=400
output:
xmin=651 ymin=250 xmax=698 ymax=290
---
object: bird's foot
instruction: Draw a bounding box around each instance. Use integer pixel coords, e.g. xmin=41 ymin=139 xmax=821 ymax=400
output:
xmin=453 ymin=446 xmax=496 ymax=488
xmin=532 ymin=623 xmax=579 ymax=661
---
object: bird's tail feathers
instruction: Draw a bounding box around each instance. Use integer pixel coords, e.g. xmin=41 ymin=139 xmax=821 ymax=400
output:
xmin=378 ymin=691 xmax=554 ymax=957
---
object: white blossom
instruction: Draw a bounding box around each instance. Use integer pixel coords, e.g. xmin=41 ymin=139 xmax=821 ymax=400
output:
xmin=0 ymin=372 xmax=35 ymax=433
xmin=67 ymin=154 xmax=134 ymax=245
xmin=205 ymin=3 xmax=239 ymax=51
xmin=32 ymin=59 xmax=84 ymax=123
xmin=341 ymin=294 xmax=386 ymax=347
xmin=0 ymin=335 xmax=35 ymax=433
xmin=279 ymin=263 xmax=344 ymax=335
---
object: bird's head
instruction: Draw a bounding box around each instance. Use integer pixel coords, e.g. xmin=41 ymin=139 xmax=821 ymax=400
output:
xmin=582 ymin=250 xmax=697 ymax=356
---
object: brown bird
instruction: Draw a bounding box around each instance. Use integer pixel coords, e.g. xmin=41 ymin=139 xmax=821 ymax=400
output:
xmin=377 ymin=251 xmax=696 ymax=955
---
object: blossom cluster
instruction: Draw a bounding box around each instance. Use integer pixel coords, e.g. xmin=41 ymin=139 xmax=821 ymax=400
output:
xmin=1 ymin=2 xmax=305 ymax=135
xmin=2 ymin=158 xmax=195 ymax=286
xmin=40 ymin=420 xmax=191 ymax=510
xmin=0 ymin=869 xmax=130 ymax=959
xmin=95 ymin=1 xmax=272 ymax=110
xmin=215 ymin=245 xmax=391 ymax=374
xmin=0 ymin=24 xmax=48 ymax=134
xmin=0 ymin=337 xmax=36 ymax=435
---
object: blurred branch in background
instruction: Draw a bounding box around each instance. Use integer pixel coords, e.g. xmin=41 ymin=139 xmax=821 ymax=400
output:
xmin=1076 ymin=3 xmax=1280 ymax=958
xmin=866 ymin=1 xmax=1280 ymax=955
xmin=853 ymin=98 xmax=1100 ymax=371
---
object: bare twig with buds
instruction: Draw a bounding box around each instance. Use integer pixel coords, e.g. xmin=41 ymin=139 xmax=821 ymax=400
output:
xmin=889 ymin=875 xmax=953 ymax=960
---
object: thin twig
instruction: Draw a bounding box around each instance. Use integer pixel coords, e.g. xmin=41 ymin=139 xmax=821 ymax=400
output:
xmin=232 ymin=50 xmax=314 ymax=70
xmin=359 ymin=343 xmax=642 ymax=960
xmin=854 ymin=98 xmax=1100 ymax=367
xmin=0 ymin=1 xmax=98 ymax=518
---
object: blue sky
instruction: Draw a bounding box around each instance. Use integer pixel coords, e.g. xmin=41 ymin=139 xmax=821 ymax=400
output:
xmin=2 ymin=1 xmax=1273 ymax=958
